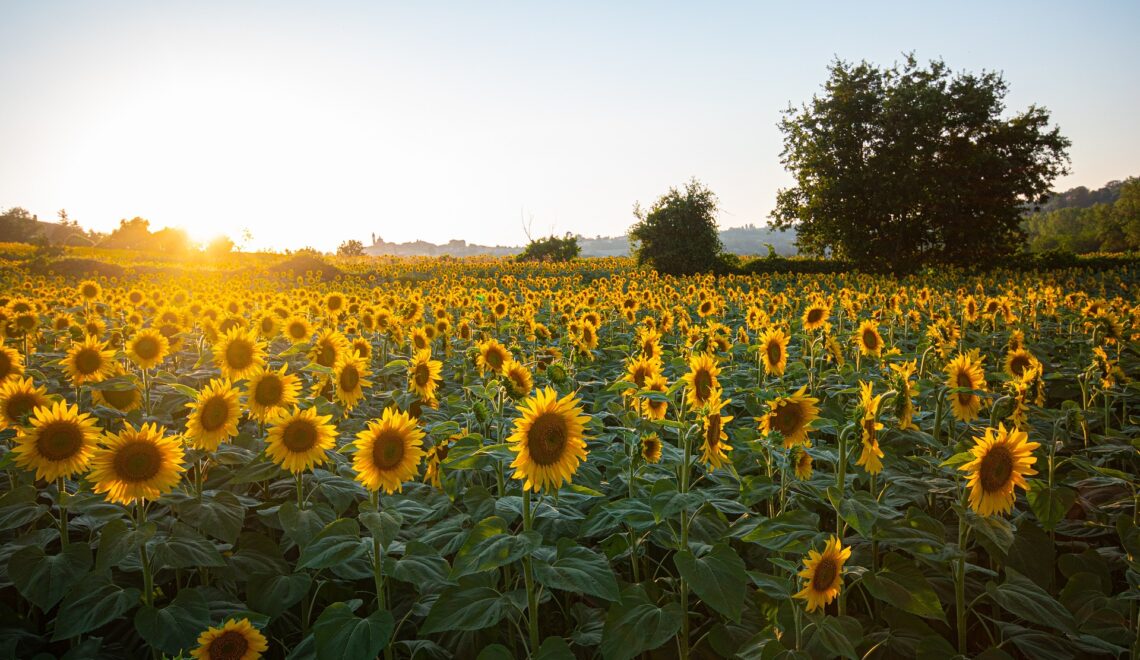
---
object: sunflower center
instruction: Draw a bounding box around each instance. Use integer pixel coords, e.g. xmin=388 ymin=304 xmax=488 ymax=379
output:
xmin=706 ymin=414 xmax=722 ymax=449
xmin=339 ymin=366 xmax=360 ymax=392
xmin=806 ymin=308 xmax=824 ymax=324
xmin=199 ymin=396 xmax=231 ymax=432
xmin=74 ymin=348 xmax=103 ymax=375
xmin=260 ymin=317 xmax=275 ymax=333
xmin=317 ymin=344 xmax=336 ymax=368
xmin=254 ymin=376 xmax=284 ymax=407
xmin=371 ymin=429 xmax=406 ymax=470
xmin=0 ymin=351 xmax=11 ymax=377
xmin=486 ymin=350 xmax=504 ymax=371
xmin=36 ymin=421 xmax=85 ymax=461
xmin=414 ymin=335 xmax=428 ymax=350
xmin=134 ymin=337 xmax=160 ymax=360
xmin=113 ymin=441 xmax=162 ymax=482
xmin=282 ymin=420 xmax=319 ymax=453
xmin=412 ymin=363 xmax=431 ymax=388
xmin=693 ymin=369 xmax=712 ymax=402
xmin=1010 ymin=355 xmax=1030 ymax=377
xmin=766 ymin=341 xmax=782 ymax=366
xmin=6 ymin=393 xmax=38 ymax=422
xmin=811 ymin=557 xmax=838 ymax=592
xmin=978 ymin=443 xmax=1015 ymax=493
xmin=632 ymin=366 xmax=649 ymax=388
xmin=956 ymin=372 xmax=974 ymax=405
xmin=772 ymin=402 xmax=804 ymax=436
xmin=225 ymin=341 xmax=254 ymax=371
xmin=289 ymin=322 xmax=307 ymax=340
xmin=207 ymin=630 xmax=249 ymax=660
xmin=527 ymin=412 xmax=569 ymax=466
xmin=862 ymin=329 xmax=879 ymax=350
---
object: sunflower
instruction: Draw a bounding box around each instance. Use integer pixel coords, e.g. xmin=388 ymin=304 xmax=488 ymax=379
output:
xmin=502 ymin=357 xmax=534 ymax=399
xmin=759 ymin=327 xmax=790 ymax=377
xmin=794 ymin=536 xmax=851 ymax=612
xmin=508 ymin=387 xmax=590 ymax=493
xmin=792 ymin=446 xmax=813 ymax=480
xmin=960 ymin=424 xmax=1040 ymax=516
xmin=63 ymin=335 xmax=115 ymax=385
xmin=636 ymin=327 xmax=663 ymax=361
xmin=0 ymin=376 xmax=51 ymax=430
xmin=1004 ymin=348 xmax=1039 ymax=380
xmin=681 ymin=352 xmax=720 ymax=408
xmin=309 ymin=328 xmax=348 ymax=370
xmin=408 ymin=349 xmax=443 ymax=403
xmin=640 ymin=374 xmax=669 ymax=421
xmin=574 ymin=321 xmax=599 ymax=354
xmin=423 ymin=435 xmax=454 ymax=489
xmin=89 ymin=423 xmax=187 ymax=505
xmin=854 ymin=320 xmax=883 ymax=358
xmin=126 ymin=328 xmax=170 ymax=370
xmin=854 ymin=381 xmax=885 ymax=475
xmin=185 ymin=378 xmax=242 ymax=451
xmin=12 ymin=402 xmax=101 ymax=481
xmin=352 ymin=407 xmax=426 ymax=493
xmin=476 ymin=338 xmax=510 ymax=375
xmin=0 ymin=343 xmax=24 ymax=382
xmin=333 ymin=353 xmax=372 ymax=411
xmin=641 ymin=433 xmax=662 ymax=464
xmin=802 ymin=303 xmax=830 ymax=332
xmin=699 ymin=392 xmax=733 ymax=469
xmin=243 ymin=366 xmax=301 ymax=422
xmin=888 ymin=360 xmax=919 ymax=430
xmin=946 ymin=352 xmax=987 ymax=423
xmin=622 ymin=355 xmax=660 ymax=396
xmin=284 ymin=316 xmax=313 ymax=344
xmin=409 ymin=326 xmax=431 ymax=353
xmin=758 ymin=386 xmax=820 ymax=448
xmin=92 ymin=372 xmax=143 ymax=413
xmin=265 ymin=407 xmax=337 ymax=474
xmin=190 ymin=617 xmax=268 ymax=660
xmin=213 ymin=327 xmax=267 ymax=382
xmin=77 ymin=279 xmax=102 ymax=302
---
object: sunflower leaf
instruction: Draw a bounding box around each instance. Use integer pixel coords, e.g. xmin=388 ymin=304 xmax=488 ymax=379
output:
xmin=9 ymin=543 xmax=92 ymax=611
xmin=298 ymin=518 xmax=368 ymax=570
xmin=674 ymin=543 xmax=747 ymax=622
xmin=600 ymin=585 xmax=682 ymax=660
xmin=312 ymin=602 xmax=394 ymax=660
xmin=420 ymin=586 xmax=512 ymax=634
xmin=52 ymin=573 xmax=141 ymax=641
xmin=133 ymin=587 xmax=210 ymax=655
xmin=860 ymin=553 xmax=946 ymax=622
xmin=533 ymin=537 xmax=620 ymax=602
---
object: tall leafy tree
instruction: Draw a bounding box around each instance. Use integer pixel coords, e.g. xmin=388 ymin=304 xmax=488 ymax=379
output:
xmin=770 ymin=55 xmax=1070 ymax=271
xmin=629 ymin=179 xmax=724 ymax=275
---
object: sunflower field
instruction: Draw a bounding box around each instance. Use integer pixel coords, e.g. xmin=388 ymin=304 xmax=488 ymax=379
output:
xmin=0 ymin=253 xmax=1137 ymax=659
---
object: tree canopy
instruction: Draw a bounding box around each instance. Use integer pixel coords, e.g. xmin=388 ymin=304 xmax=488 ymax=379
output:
xmin=517 ymin=233 xmax=580 ymax=262
xmin=629 ymin=179 xmax=725 ymax=275
xmin=770 ymin=55 xmax=1071 ymax=272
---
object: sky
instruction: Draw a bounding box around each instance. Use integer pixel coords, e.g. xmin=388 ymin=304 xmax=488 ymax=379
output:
xmin=1 ymin=1 xmax=1138 ymax=252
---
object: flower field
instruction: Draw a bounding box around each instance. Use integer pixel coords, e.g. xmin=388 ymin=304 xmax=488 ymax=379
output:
xmin=0 ymin=255 xmax=1137 ymax=659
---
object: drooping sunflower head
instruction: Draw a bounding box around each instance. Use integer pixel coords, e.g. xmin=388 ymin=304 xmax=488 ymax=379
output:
xmin=408 ymin=349 xmax=443 ymax=404
xmin=0 ymin=343 xmax=25 ymax=383
xmin=214 ymin=327 xmax=267 ymax=381
xmin=792 ymin=446 xmax=813 ymax=480
xmin=960 ymin=424 xmax=1040 ymax=517
xmin=640 ymin=433 xmax=662 ymax=464
xmin=127 ymin=328 xmax=170 ymax=371
xmin=243 ymin=366 xmax=301 ymax=422
xmin=946 ymin=352 xmax=987 ymax=423
xmin=190 ymin=617 xmax=269 ymax=660
xmin=623 ymin=355 xmax=660 ymax=393
xmin=185 ymin=378 xmax=242 ymax=451
xmin=794 ymin=536 xmax=851 ymax=612
xmin=12 ymin=401 xmax=101 ymax=481
xmin=0 ymin=376 xmax=51 ymax=430
xmin=352 ymin=407 xmax=426 ymax=494
xmin=476 ymin=339 xmax=510 ymax=375
xmin=699 ymin=391 xmax=734 ymax=469
xmin=333 ymin=353 xmax=372 ymax=411
xmin=265 ymin=406 xmax=337 ymax=474
xmin=502 ymin=357 xmax=534 ymax=399
xmin=89 ymin=423 xmax=187 ymax=505
xmin=92 ymin=369 xmax=143 ymax=413
xmin=640 ymin=374 xmax=669 ymax=421
xmin=855 ymin=320 xmax=883 ymax=358
xmin=63 ymin=335 xmax=116 ymax=386
xmin=682 ymin=352 xmax=720 ymax=408
xmin=508 ymin=387 xmax=590 ymax=493
xmin=758 ymin=386 xmax=820 ymax=448
xmin=1004 ymin=348 xmax=1039 ymax=380
xmin=759 ymin=326 xmax=790 ymax=377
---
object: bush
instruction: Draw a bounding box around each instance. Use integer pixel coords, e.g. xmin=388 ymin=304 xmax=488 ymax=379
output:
xmin=517 ymin=234 xmax=580 ymax=262
xmin=629 ymin=179 xmax=724 ymax=276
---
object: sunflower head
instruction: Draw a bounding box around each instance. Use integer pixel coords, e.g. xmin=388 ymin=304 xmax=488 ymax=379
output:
xmin=0 ymin=376 xmax=51 ymax=430
xmin=12 ymin=401 xmax=101 ymax=481
xmin=265 ymin=407 xmax=337 ymax=474
xmin=244 ymin=366 xmax=301 ymax=422
xmin=214 ymin=327 xmax=267 ymax=381
xmin=855 ymin=320 xmax=883 ymax=357
xmin=408 ymin=349 xmax=443 ymax=405
xmin=333 ymin=353 xmax=372 ymax=411
xmin=476 ymin=339 xmax=510 ymax=375
xmin=640 ymin=433 xmax=662 ymax=464
xmin=699 ymin=392 xmax=734 ymax=469
xmin=502 ymin=357 xmax=534 ymax=399
xmin=508 ymin=387 xmax=590 ymax=493
xmin=0 ymin=344 xmax=25 ymax=383
xmin=191 ymin=617 xmax=269 ymax=660
xmin=946 ymin=352 xmax=987 ymax=423
xmin=758 ymin=386 xmax=821 ymax=448
xmin=802 ymin=303 xmax=830 ymax=332
xmin=64 ymin=335 xmax=115 ymax=386
xmin=185 ymin=378 xmax=242 ymax=451
xmin=960 ymin=424 xmax=1040 ymax=516
xmin=682 ymin=352 xmax=720 ymax=408
xmin=759 ymin=327 xmax=790 ymax=377
xmin=352 ymin=407 xmax=426 ymax=493
xmin=89 ymin=423 xmax=187 ymax=505
xmin=792 ymin=446 xmax=813 ymax=480
xmin=127 ymin=328 xmax=170 ymax=370
xmin=794 ymin=536 xmax=851 ymax=612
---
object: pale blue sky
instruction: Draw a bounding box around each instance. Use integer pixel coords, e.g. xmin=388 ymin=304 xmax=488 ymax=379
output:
xmin=1 ymin=1 xmax=1137 ymax=251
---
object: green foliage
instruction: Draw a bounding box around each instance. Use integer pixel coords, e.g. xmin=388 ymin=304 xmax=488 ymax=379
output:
xmin=771 ymin=54 xmax=1071 ymax=272
xmin=0 ymin=206 xmax=45 ymax=244
xmin=517 ymin=233 xmax=581 ymax=262
xmin=629 ymin=178 xmax=725 ymax=275
xmin=1025 ymin=177 xmax=1140 ymax=252
xmin=337 ymin=239 xmax=366 ymax=257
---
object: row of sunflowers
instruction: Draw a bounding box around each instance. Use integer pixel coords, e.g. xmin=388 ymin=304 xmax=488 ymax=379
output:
xmin=0 ymin=256 xmax=1137 ymax=659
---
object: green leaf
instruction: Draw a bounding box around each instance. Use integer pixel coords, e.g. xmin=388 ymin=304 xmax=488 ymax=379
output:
xmin=812 ymin=615 xmax=862 ymax=659
xmin=451 ymin=516 xmax=541 ymax=578
xmin=476 ymin=645 xmax=513 ymax=660
xmin=150 ymin=523 xmax=226 ymax=569
xmin=298 ymin=519 xmax=368 ymax=570
xmin=0 ymin=485 xmax=47 ymax=531
xmin=533 ymin=538 xmax=620 ymax=602
xmin=9 ymin=543 xmax=92 ymax=611
xmin=986 ymin=567 xmax=1076 ymax=634
xmin=133 ymin=587 xmax=210 ymax=654
xmin=389 ymin=541 xmax=456 ymax=590
xmin=673 ymin=543 xmax=747 ymax=622
xmin=741 ymin=510 xmax=820 ymax=553
xmin=965 ymin=510 xmax=1015 ymax=556
xmin=831 ymin=489 xmax=880 ymax=537
xmin=52 ymin=574 xmax=140 ymax=640
xmin=600 ymin=585 xmax=683 ymax=660
xmin=312 ymin=602 xmax=394 ymax=660
xmin=359 ymin=507 xmax=403 ymax=550
xmin=861 ymin=553 xmax=946 ymax=622
xmin=420 ymin=586 xmax=511 ymax=634
xmin=1027 ymin=481 xmax=1076 ymax=532
xmin=279 ymin=500 xmax=336 ymax=548
xmin=96 ymin=519 xmax=157 ymax=571
xmin=534 ymin=636 xmax=575 ymax=660
xmin=175 ymin=490 xmax=246 ymax=544
xmin=247 ymin=572 xmax=312 ymax=618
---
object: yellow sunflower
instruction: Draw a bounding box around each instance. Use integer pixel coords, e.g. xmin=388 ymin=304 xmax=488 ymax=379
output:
xmin=126 ymin=328 xmax=170 ymax=371
xmin=265 ymin=407 xmax=337 ymax=474
xmin=759 ymin=327 xmax=790 ymax=377
xmin=640 ymin=374 xmax=669 ymax=421
xmin=508 ymin=387 xmax=590 ymax=493
xmin=284 ymin=316 xmax=313 ymax=344
xmin=423 ymin=435 xmax=454 ymax=489
xmin=476 ymin=338 xmax=510 ymax=375
xmin=214 ymin=327 xmax=267 ymax=382
xmin=333 ymin=353 xmax=372 ymax=411
xmin=888 ymin=360 xmax=919 ymax=431
xmin=243 ymin=366 xmax=301 ymax=422
xmin=854 ymin=381 xmax=885 ymax=475
xmin=960 ymin=424 xmax=1040 ymax=517
xmin=89 ymin=423 xmax=187 ymax=505
xmin=622 ymin=355 xmax=660 ymax=397
xmin=408 ymin=349 xmax=443 ymax=403
xmin=854 ymin=320 xmax=883 ymax=358
xmin=0 ymin=376 xmax=51 ymax=430
xmin=946 ymin=352 xmax=987 ymax=423
xmin=12 ymin=402 xmax=101 ymax=481
xmin=681 ymin=352 xmax=720 ymax=408
xmin=699 ymin=392 xmax=733 ymax=469
xmin=636 ymin=326 xmax=663 ymax=361
xmin=190 ymin=618 xmax=268 ymax=660
xmin=794 ymin=536 xmax=851 ymax=612
xmin=185 ymin=378 xmax=242 ymax=451
xmin=1004 ymin=348 xmax=1039 ymax=380
xmin=352 ymin=407 xmax=426 ymax=493
xmin=92 ymin=373 xmax=142 ymax=413
xmin=77 ymin=279 xmax=102 ymax=302
xmin=792 ymin=446 xmax=813 ymax=480
xmin=0 ymin=343 xmax=25 ymax=383
xmin=758 ymin=386 xmax=820 ymax=448
xmin=802 ymin=303 xmax=830 ymax=332
xmin=641 ymin=433 xmax=662 ymax=464
xmin=502 ymin=357 xmax=534 ymax=399
xmin=63 ymin=335 xmax=115 ymax=385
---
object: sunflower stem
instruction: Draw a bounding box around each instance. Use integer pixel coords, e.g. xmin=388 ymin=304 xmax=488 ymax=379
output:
xmin=955 ymin=494 xmax=970 ymax=655
xmin=522 ymin=488 xmax=540 ymax=652
xmin=371 ymin=491 xmax=393 ymax=660
xmin=295 ymin=471 xmax=305 ymax=510
xmin=56 ymin=478 xmax=69 ymax=548
xmin=678 ymin=414 xmax=692 ymax=660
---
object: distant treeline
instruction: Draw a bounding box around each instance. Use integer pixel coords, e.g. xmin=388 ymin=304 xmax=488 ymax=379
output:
xmin=1023 ymin=178 xmax=1140 ymax=253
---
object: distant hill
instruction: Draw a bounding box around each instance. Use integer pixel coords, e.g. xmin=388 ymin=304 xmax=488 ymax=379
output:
xmin=363 ymin=224 xmax=797 ymax=258
xmin=1032 ymin=180 xmax=1126 ymax=213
